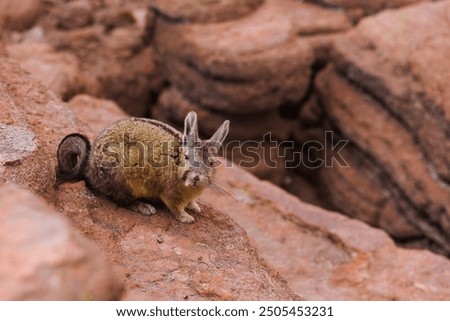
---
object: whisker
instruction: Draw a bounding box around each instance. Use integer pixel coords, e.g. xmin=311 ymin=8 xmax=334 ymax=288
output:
xmin=208 ymin=181 xmax=248 ymax=215
xmin=209 ymin=181 xmax=238 ymax=203
xmin=208 ymin=184 xmax=228 ymax=199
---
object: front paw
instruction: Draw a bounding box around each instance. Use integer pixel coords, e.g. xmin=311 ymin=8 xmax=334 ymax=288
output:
xmin=186 ymin=201 xmax=201 ymax=214
xmin=177 ymin=212 xmax=195 ymax=224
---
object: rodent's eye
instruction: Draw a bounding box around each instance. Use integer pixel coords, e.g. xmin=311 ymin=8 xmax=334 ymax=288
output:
xmin=184 ymin=154 xmax=189 ymax=160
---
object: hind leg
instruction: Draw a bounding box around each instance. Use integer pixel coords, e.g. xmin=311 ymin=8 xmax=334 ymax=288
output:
xmin=105 ymin=183 xmax=156 ymax=216
xmin=127 ymin=201 xmax=157 ymax=216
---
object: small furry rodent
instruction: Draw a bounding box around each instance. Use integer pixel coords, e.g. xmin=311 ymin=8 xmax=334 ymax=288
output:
xmin=56 ymin=112 xmax=229 ymax=223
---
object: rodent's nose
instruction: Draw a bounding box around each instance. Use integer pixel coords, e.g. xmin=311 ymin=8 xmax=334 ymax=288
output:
xmin=187 ymin=173 xmax=207 ymax=188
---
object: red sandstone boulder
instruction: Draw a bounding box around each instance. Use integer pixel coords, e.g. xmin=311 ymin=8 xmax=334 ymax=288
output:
xmin=296 ymin=0 xmax=450 ymax=254
xmin=203 ymin=165 xmax=450 ymax=300
xmin=55 ymin=0 xmax=94 ymax=30
xmin=67 ymin=94 xmax=127 ymax=138
xmin=151 ymin=0 xmax=263 ymax=23
xmin=306 ymin=0 xmax=426 ymax=20
xmin=26 ymin=1 xmax=164 ymax=116
xmin=154 ymin=87 xmax=294 ymax=141
xmin=6 ymin=43 xmax=95 ymax=100
xmin=0 ymin=0 xmax=43 ymax=31
xmin=153 ymin=0 xmax=351 ymax=115
xmin=0 ymin=184 xmax=123 ymax=300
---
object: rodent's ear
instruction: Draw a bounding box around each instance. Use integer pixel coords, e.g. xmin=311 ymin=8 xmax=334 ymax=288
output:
xmin=183 ymin=111 xmax=199 ymax=145
xmin=209 ymin=120 xmax=230 ymax=145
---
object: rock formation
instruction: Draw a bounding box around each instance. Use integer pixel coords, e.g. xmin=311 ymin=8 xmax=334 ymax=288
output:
xmin=1 ymin=0 xmax=450 ymax=300
xmin=296 ymin=0 xmax=450 ymax=254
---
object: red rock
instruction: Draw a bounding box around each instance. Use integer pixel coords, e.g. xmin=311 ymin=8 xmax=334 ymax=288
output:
xmin=0 ymin=59 xmax=300 ymax=300
xmin=0 ymin=184 xmax=123 ymax=300
xmin=6 ymin=43 xmax=96 ymax=100
xmin=151 ymin=0 xmax=263 ymax=23
xmin=154 ymin=87 xmax=294 ymax=141
xmin=302 ymin=0 xmax=450 ymax=254
xmin=0 ymin=0 xmax=42 ymax=31
xmin=307 ymin=0 xmax=425 ymax=20
xmin=0 ymin=123 xmax=37 ymax=166
xmin=155 ymin=33 xmax=313 ymax=114
xmin=46 ymin=25 xmax=163 ymax=116
xmin=105 ymin=46 xmax=164 ymax=116
xmin=67 ymin=94 xmax=127 ymax=138
xmin=56 ymin=1 xmax=94 ymax=30
xmin=95 ymin=6 xmax=149 ymax=31
xmin=154 ymin=0 xmax=351 ymax=114
xmin=203 ymin=164 xmax=450 ymax=300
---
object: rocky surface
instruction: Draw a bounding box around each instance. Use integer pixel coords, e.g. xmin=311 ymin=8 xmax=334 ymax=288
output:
xmin=0 ymin=0 xmax=42 ymax=31
xmin=0 ymin=183 xmax=123 ymax=300
xmin=67 ymin=94 xmax=127 ymax=138
xmin=0 ymin=59 xmax=299 ymax=300
xmin=1 ymin=0 xmax=450 ymax=301
xmin=0 ymin=123 xmax=36 ymax=166
xmin=4 ymin=0 xmax=163 ymax=116
xmin=306 ymin=0 xmax=427 ymax=21
xmin=63 ymin=61 xmax=450 ymax=300
xmin=153 ymin=0 xmax=350 ymax=115
xmin=6 ymin=42 xmax=92 ymax=100
xmin=295 ymin=0 xmax=450 ymax=255
xmin=203 ymin=165 xmax=450 ymax=300
xmin=151 ymin=0 xmax=263 ymax=23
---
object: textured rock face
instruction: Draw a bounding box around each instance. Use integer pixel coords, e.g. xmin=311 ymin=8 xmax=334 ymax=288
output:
xmin=57 ymin=184 xmax=300 ymax=300
xmin=55 ymin=0 xmax=94 ymax=30
xmin=0 ymin=123 xmax=36 ymax=166
xmin=0 ymin=59 xmax=299 ymax=300
xmin=2 ymin=0 xmax=450 ymax=301
xmin=296 ymin=0 xmax=450 ymax=254
xmin=67 ymin=94 xmax=127 ymax=137
xmin=41 ymin=2 xmax=163 ymax=115
xmin=151 ymin=0 xmax=263 ymax=23
xmin=0 ymin=184 xmax=123 ymax=300
xmin=307 ymin=0 xmax=426 ymax=20
xmin=155 ymin=87 xmax=294 ymax=141
xmin=203 ymin=165 xmax=450 ymax=300
xmin=153 ymin=0 xmax=351 ymax=115
xmin=0 ymin=0 xmax=42 ymax=31
xmin=3 ymin=1 xmax=163 ymax=115
xmin=65 ymin=64 xmax=450 ymax=301
xmin=6 ymin=43 xmax=93 ymax=100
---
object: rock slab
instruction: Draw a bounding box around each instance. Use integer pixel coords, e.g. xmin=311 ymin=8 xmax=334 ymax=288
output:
xmin=203 ymin=164 xmax=450 ymax=300
xmin=0 ymin=184 xmax=123 ymax=300
xmin=299 ymin=0 xmax=450 ymax=254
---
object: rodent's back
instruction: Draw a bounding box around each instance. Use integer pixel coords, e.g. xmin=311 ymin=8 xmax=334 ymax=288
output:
xmin=88 ymin=118 xmax=183 ymax=200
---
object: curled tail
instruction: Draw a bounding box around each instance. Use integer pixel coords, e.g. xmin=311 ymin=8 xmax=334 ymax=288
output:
xmin=55 ymin=133 xmax=91 ymax=188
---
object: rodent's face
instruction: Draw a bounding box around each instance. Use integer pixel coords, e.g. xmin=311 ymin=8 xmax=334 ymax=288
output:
xmin=178 ymin=111 xmax=229 ymax=189
xmin=178 ymin=142 xmax=217 ymax=189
